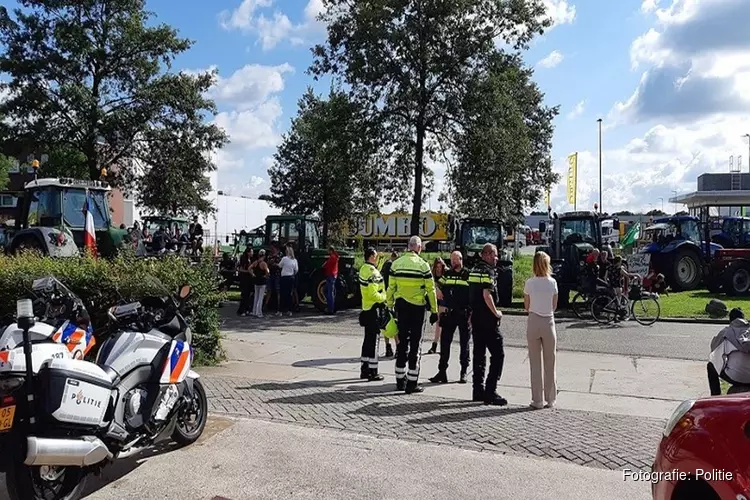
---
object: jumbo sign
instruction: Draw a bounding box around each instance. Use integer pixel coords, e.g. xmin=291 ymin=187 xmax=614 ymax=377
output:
xmin=346 ymin=212 xmax=449 ymax=241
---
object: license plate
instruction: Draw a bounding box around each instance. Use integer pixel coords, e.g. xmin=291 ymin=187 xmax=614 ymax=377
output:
xmin=0 ymin=406 xmax=16 ymax=431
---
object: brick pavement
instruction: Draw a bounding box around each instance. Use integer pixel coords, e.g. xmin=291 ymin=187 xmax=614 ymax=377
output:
xmin=203 ymin=375 xmax=666 ymax=471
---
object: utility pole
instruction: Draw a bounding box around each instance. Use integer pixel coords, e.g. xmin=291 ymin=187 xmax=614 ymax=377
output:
xmin=597 ymin=118 xmax=603 ymax=214
xmin=744 ymin=134 xmax=750 ymax=173
xmin=658 ymin=197 xmax=664 ymax=213
xmin=671 ymin=190 xmax=677 ymax=214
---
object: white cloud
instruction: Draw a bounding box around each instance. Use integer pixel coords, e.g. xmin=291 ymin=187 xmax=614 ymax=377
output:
xmin=210 ymin=63 xmax=294 ymax=106
xmin=640 ymin=0 xmax=659 ymax=14
xmin=219 ymin=0 xmax=273 ymax=31
xmin=542 ymin=0 xmax=576 ymax=28
xmin=567 ymin=100 xmax=585 ymax=119
xmin=537 ymin=50 xmax=564 ymax=68
xmin=545 ymin=117 xmax=750 ymax=214
xmin=613 ymin=0 xmax=750 ymax=124
xmin=219 ymin=0 xmax=325 ymax=50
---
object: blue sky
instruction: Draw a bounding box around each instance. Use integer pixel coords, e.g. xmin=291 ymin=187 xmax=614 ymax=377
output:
xmin=6 ymin=0 xmax=750 ymax=215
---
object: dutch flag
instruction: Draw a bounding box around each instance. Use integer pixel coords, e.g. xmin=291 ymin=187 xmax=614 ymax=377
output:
xmin=82 ymin=192 xmax=97 ymax=256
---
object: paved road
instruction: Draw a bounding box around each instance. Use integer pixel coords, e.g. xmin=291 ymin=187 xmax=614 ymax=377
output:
xmin=219 ymin=305 xmax=718 ymax=361
xmin=84 ymin=417 xmax=648 ymax=500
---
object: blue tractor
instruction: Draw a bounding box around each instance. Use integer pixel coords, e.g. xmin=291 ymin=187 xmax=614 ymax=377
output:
xmin=711 ymin=216 xmax=750 ymax=249
xmin=641 ymin=216 xmax=722 ymax=291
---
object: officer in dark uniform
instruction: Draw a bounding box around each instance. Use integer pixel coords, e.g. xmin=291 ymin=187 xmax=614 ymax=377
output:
xmin=468 ymin=243 xmax=507 ymax=406
xmin=429 ymin=250 xmax=471 ymax=384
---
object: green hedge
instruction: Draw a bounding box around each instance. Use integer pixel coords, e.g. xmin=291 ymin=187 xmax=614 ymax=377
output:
xmin=0 ymin=254 xmax=224 ymax=365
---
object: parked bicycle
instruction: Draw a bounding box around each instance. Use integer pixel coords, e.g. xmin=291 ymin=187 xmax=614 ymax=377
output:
xmin=590 ymin=276 xmax=661 ymax=326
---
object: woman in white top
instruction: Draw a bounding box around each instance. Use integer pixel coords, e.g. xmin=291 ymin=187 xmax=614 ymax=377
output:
xmin=523 ymin=251 xmax=559 ymax=410
xmin=278 ymin=246 xmax=299 ymax=317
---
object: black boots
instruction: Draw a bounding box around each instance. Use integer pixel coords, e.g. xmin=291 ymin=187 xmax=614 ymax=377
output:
xmin=472 ymin=389 xmax=485 ymax=402
xmin=427 ymin=342 xmax=438 ymax=355
xmin=396 ymin=379 xmax=405 ymax=391
xmin=484 ymin=394 xmax=508 ymax=406
xmin=459 ymin=370 xmax=467 ymax=384
xmin=385 ymin=344 xmax=394 ymax=358
xmin=429 ymin=371 xmax=448 ymax=384
xmin=361 ymin=363 xmax=383 ymax=381
xmin=405 ymin=381 xmax=424 ymax=394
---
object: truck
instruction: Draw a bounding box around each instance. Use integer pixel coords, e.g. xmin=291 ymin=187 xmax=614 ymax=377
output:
xmin=2 ymin=177 xmax=134 ymax=257
xmin=710 ymin=216 xmax=750 ymax=249
xmin=537 ymin=211 xmax=619 ymax=307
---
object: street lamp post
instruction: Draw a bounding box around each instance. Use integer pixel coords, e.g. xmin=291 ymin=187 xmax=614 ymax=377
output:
xmin=744 ymin=134 xmax=750 ymax=173
xmin=597 ymin=118 xmax=603 ymax=214
xmin=658 ymin=197 xmax=664 ymax=213
xmin=672 ymin=190 xmax=678 ymax=214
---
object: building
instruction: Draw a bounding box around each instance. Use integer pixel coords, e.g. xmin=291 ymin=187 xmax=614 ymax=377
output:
xmin=670 ymin=172 xmax=750 ymax=217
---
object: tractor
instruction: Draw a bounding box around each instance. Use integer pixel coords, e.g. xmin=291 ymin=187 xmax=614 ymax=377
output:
xmin=246 ymin=214 xmax=359 ymax=313
xmin=537 ymin=211 xmax=619 ymax=307
xmin=451 ymin=217 xmax=514 ymax=307
xmin=711 ymin=216 xmax=750 ymax=249
xmin=3 ymin=177 xmax=133 ymax=257
xmin=639 ymin=216 xmax=722 ymax=292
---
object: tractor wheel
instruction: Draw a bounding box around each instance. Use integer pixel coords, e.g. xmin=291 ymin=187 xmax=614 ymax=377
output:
xmin=11 ymin=237 xmax=45 ymax=256
xmin=312 ymin=275 xmax=328 ymax=313
xmin=669 ymin=249 xmax=702 ymax=292
xmin=724 ymin=262 xmax=750 ymax=296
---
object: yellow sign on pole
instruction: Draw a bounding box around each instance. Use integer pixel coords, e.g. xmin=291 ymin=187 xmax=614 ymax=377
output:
xmin=567 ymin=153 xmax=578 ymax=209
xmin=543 ymin=188 xmax=550 ymax=208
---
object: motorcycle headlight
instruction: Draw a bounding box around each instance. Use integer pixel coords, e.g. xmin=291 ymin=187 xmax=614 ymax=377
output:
xmin=663 ymin=399 xmax=695 ymax=437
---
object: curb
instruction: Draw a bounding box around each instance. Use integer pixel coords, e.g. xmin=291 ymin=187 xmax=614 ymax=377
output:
xmin=498 ymin=308 xmax=727 ymax=325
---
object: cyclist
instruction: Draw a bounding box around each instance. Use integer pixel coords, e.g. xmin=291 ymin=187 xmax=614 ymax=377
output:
xmin=606 ymin=255 xmax=640 ymax=321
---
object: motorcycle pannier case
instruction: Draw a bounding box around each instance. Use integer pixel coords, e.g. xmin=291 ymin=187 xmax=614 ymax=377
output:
xmin=37 ymin=358 xmax=114 ymax=430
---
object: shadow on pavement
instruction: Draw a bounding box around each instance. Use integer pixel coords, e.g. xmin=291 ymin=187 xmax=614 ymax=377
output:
xmin=350 ymin=400 xmax=479 ymax=418
xmin=292 ymin=357 xmax=361 ymax=367
xmin=82 ymin=441 xmax=180 ymax=497
xmin=236 ymin=378 xmax=364 ymax=391
xmin=265 ymin=387 xmax=386 ymax=405
xmin=405 ymin=406 xmax=536 ymax=425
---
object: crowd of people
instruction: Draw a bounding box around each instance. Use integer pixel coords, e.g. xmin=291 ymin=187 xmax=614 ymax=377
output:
xmin=357 ymin=235 xmax=561 ymax=408
xmin=121 ymin=216 xmax=205 ymax=256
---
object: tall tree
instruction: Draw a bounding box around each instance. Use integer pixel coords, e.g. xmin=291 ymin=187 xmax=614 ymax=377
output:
xmin=137 ymin=107 xmax=228 ymax=217
xmin=0 ymin=0 xmax=223 ymax=183
xmin=447 ymin=52 xmax=558 ymax=222
xmin=0 ymin=153 xmax=11 ymax=190
xmin=310 ymin=0 xmax=551 ymax=235
xmin=263 ymin=87 xmax=384 ymax=244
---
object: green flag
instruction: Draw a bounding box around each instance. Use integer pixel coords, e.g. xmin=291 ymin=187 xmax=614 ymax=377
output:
xmin=621 ymin=222 xmax=640 ymax=248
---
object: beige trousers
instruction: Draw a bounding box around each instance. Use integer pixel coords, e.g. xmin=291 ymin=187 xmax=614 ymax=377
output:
xmin=526 ymin=312 xmax=557 ymax=405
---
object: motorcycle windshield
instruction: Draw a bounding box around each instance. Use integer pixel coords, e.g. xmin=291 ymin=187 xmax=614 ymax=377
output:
xmin=31 ymin=276 xmax=88 ymax=320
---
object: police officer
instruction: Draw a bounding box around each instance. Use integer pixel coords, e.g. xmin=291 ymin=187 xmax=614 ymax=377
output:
xmin=429 ymin=251 xmax=471 ymax=384
xmin=386 ymin=236 xmax=438 ymax=394
xmin=358 ymin=247 xmax=386 ymax=381
xmin=468 ymin=243 xmax=507 ymax=406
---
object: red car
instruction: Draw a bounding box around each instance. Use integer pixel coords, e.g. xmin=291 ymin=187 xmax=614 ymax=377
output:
xmin=652 ymin=397 xmax=750 ymax=499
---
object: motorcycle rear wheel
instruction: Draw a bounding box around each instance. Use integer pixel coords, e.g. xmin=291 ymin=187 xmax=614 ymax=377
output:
xmin=6 ymin=462 xmax=88 ymax=500
xmin=172 ymin=378 xmax=208 ymax=446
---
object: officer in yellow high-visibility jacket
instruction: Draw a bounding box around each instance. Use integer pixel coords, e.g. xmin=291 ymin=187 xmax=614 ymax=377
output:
xmin=386 ymin=236 xmax=439 ymax=394
xmin=358 ymin=247 xmax=386 ymax=381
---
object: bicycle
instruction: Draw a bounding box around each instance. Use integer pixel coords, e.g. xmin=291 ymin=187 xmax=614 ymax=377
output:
xmin=590 ymin=277 xmax=661 ymax=326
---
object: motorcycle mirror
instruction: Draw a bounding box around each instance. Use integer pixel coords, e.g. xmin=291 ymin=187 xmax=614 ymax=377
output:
xmin=178 ymin=284 xmax=191 ymax=299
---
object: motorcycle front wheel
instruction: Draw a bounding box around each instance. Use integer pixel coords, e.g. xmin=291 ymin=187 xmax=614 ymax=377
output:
xmin=172 ymin=378 xmax=208 ymax=446
xmin=6 ymin=462 xmax=88 ymax=500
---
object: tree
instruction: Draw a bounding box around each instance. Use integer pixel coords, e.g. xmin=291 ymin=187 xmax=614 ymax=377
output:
xmin=264 ymin=87 xmax=384 ymax=244
xmin=0 ymin=153 xmax=10 ymax=190
xmin=614 ymin=210 xmax=634 ymax=216
xmin=447 ymin=52 xmax=558 ymax=221
xmin=0 ymin=0 xmax=222 ymax=183
xmin=310 ymin=0 xmax=551 ymax=236
xmin=646 ymin=209 xmax=666 ymax=216
xmin=137 ymin=115 xmax=227 ymax=216
xmin=40 ymin=146 xmax=88 ymax=179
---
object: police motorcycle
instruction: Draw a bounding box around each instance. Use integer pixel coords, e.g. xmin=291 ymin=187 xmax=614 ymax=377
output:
xmin=1 ymin=276 xmax=208 ymax=500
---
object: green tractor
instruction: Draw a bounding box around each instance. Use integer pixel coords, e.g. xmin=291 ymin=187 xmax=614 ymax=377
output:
xmin=3 ymin=177 xmax=135 ymax=257
xmin=249 ymin=214 xmax=360 ymax=312
xmin=451 ymin=217 xmax=514 ymax=307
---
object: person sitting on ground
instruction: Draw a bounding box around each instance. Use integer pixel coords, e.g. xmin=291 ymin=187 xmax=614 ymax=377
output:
xmin=708 ymin=308 xmax=750 ymax=396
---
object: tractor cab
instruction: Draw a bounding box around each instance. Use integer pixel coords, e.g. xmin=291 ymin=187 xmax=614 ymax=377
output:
xmin=454 ymin=218 xmax=509 ymax=267
xmin=142 ymin=216 xmax=190 ymax=236
xmin=8 ymin=177 xmax=127 ymax=256
xmin=712 ymin=217 xmax=750 ymax=249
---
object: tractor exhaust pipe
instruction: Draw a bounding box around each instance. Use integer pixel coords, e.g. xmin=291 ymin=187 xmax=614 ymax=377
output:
xmin=25 ymin=436 xmax=112 ymax=467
